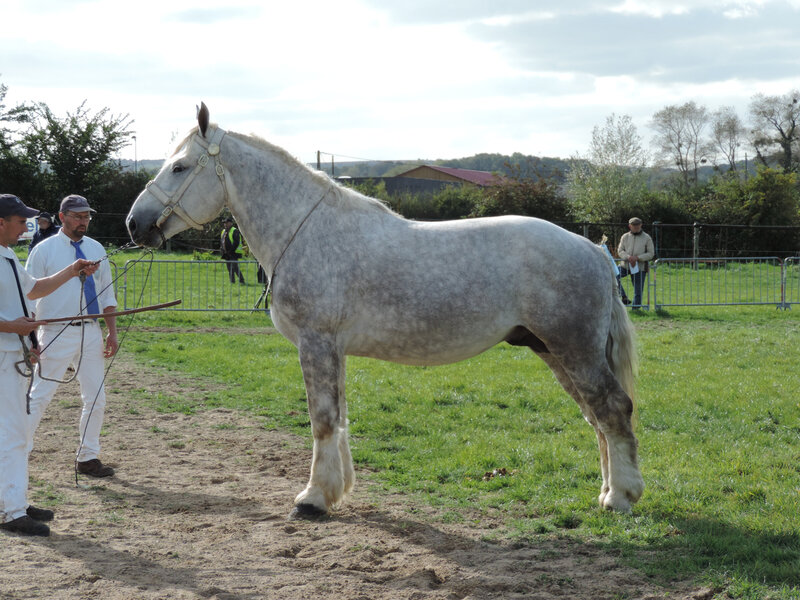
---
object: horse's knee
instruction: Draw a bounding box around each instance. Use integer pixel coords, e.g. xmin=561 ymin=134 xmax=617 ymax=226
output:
xmin=588 ymin=385 xmax=635 ymax=439
xmin=309 ymin=402 xmax=339 ymax=439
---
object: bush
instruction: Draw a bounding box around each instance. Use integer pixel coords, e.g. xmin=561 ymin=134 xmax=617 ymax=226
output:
xmin=473 ymin=162 xmax=570 ymax=222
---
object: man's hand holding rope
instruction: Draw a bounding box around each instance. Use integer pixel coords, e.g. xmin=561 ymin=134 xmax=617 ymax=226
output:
xmin=28 ymin=258 xmax=99 ymax=301
xmin=2 ymin=316 xmax=45 ymax=337
xmin=2 ymin=318 xmax=44 ymax=363
xmin=74 ymin=258 xmax=100 ymax=278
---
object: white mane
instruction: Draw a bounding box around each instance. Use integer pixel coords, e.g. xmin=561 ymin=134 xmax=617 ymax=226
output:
xmin=219 ymin=130 xmax=397 ymax=218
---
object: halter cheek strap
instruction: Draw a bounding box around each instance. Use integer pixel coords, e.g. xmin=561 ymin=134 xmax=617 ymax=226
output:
xmin=147 ymin=127 xmax=229 ymax=231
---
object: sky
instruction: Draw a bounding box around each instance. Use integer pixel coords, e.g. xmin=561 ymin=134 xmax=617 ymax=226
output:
xmin=2 ymin=0 xmax=800 ymax=166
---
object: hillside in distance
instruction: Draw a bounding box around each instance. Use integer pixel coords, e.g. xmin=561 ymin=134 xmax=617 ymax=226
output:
xmin=120 ymin=153 xmax=746 ymax=187
xmin=322 ymin=152 xmax=571 ymax=181
xmin=124 ymin=153 xmax=571 ymax=181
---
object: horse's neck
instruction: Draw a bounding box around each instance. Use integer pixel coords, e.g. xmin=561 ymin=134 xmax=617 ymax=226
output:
xmin=224 ymin=135 xmax=331 ymax=270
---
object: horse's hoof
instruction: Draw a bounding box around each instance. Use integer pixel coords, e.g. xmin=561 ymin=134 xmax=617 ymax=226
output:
xmin=602 ymin=491 xmax=632 ymax=513
xmin=287 ymin=503 xmax=328 ymax=521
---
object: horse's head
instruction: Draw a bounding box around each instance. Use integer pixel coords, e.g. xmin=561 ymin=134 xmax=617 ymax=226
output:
xmin=126 ymin=103 xmax=230 ymax=248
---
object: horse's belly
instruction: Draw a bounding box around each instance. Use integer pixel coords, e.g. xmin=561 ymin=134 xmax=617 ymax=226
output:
xmin=344 ymin=326 xmax=509 ymax=366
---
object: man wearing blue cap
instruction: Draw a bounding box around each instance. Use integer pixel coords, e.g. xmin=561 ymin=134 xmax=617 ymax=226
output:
xmin=26 ymin=194 xmax=118 ymax=480
xmin=1 ymin=193 xmax=98 ymax=537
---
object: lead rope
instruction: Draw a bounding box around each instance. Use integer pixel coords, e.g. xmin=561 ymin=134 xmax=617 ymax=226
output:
xmin=74 ymin=247 xmax=155 ymax=486
xmin=27 ymin=242 xmax=140 ymax=387
xmin=252 ymin=187 xmax=329 ymax=313
xmin=33 ymin=273 xmax=90 ymax=386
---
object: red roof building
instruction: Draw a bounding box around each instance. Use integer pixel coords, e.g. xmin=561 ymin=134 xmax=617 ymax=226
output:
xmin=394 ymin=165 xmax=503 ymax=187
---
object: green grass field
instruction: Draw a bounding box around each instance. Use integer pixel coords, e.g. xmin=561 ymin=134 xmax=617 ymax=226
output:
xmin=118 ymin=305 xmax=800 ymax=600
xmin=16 ymin=246 xmax=799 ymax=597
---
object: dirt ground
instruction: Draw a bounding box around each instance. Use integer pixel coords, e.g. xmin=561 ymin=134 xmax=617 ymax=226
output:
xmin=1 ymin=352 xmax=708 ymax=600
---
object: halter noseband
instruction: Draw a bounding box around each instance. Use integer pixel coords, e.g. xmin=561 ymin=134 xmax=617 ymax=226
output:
xmin=146 ymin=127 xmax=229 ymax=233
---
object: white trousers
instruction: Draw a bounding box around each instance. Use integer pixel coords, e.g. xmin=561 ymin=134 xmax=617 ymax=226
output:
xmin=27 ymin=322 xmax=107 ymax=462
xmin=0 ymin=350 xmax=31 ymax=522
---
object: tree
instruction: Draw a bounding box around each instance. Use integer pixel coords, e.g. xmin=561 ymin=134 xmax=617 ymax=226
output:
xmin=650 ymin=101 xmax=711 ymax=187
xmin=0 ymin=80 xmax=42 ymax=200
xmin=710 ymin=106 xmax=745 ymax=172
xmin=21 ymin=101 xmax=134 ymax=205
xmin=749 ymin=89 xmax=800 ymax=172
xmin=0 ymin=79 xmax=32 ymax=144
xmin=690 ymin=168 xmax=798 ymax=225
xmin=566 ymin=114 xmax=649 ymax=222
xmin=474 ymin=159 xmax=569 ymax=222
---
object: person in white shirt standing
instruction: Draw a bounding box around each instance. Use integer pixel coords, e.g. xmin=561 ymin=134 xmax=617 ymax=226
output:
xmin=25 ymin=194 xmax=118 ymax=478
xmin=1 ymin=193 xmax=98 ymax=537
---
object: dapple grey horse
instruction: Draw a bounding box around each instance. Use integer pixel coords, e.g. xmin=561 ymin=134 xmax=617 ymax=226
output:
xmin=126 ymin=104 xmax=644 ymax=519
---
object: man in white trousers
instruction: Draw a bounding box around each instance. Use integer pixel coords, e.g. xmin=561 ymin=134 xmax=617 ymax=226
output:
xmin=26 ymin=194 xmax=118 ymax=478
xmin=1 ymin=193 xmax=98 ymax=537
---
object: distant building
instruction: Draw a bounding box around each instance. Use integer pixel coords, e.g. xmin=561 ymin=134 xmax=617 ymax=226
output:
xmin=394 ymin=165 xmax=503 ymax=187
xmin=335 ymin=176 xmax=457 ymax=196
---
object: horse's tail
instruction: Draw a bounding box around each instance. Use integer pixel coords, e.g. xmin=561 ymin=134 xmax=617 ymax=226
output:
xmin=606 ymin=290 xmax=638 ymax=425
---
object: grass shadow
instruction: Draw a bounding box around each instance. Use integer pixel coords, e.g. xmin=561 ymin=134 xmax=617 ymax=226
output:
xmin=605 ymin=513 xmax=800 ymax=591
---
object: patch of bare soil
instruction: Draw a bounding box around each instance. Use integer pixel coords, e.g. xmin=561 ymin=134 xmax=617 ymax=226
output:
xmin=1 ymin=353 xmax=702 ymax=600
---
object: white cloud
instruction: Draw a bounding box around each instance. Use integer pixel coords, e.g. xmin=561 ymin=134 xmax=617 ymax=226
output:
xmin=2 ymin=0 xmax=799 ymax=163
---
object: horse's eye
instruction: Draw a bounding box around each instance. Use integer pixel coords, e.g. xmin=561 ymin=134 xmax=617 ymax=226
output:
xmin=172 ymin=164 xmax=186 ymax=174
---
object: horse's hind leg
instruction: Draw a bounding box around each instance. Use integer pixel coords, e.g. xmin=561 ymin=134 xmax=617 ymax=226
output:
xmin=535 ymin=352 xmax=610 ymax=505
xmin=562 ymin=357 xmax=643 ymax=512
xmin=532 ymin=338 xmax=642 ymax=512
xmin=290 ymin=332 xmax=353 ymax=519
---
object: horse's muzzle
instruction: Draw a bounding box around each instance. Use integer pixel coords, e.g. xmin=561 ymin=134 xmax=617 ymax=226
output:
xmin=126 ymin=214 xmax=164 ymax=249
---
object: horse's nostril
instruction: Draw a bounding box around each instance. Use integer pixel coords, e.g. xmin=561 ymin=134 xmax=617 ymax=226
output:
xmin=127 ymin=217 xmax=137 ymax=233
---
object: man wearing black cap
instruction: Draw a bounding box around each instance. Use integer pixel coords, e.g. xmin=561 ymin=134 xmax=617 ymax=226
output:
xmin=25 ymin=194 xmax=118 ymax=480
xmin=28 ymin=212 xmax=59 ymax=250
xmin=0 ymin=193 xmax=98 ymax=536
xmin=220 ymin=216 xmax=246 ymax=284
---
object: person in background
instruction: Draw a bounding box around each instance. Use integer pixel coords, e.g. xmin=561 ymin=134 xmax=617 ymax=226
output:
xmin=220 ymin=216 xmax=246 ymax=284
xmin=25 ymin=194 xmax=118 ymax=479
xmin=28 ymin=212 xmax=59 ymax=250
xmin=617 ymin=217 xmax=655 ymax=308
xmin=1 ymin=193 xmax=97 ymax=537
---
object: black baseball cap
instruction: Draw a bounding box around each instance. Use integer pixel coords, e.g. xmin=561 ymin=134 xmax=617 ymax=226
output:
xmin=60 ymin=194 xmax=96 ymax=213
xmin=0 ymin=194 xmax=39 ymax=219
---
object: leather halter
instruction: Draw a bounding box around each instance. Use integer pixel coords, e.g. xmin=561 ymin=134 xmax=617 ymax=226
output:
xmin=145 ymin=127 xmax=229 ymax=232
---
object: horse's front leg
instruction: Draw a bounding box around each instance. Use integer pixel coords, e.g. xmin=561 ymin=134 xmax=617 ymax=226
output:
xmin=290 ymin=332 xmax=353 ymax=520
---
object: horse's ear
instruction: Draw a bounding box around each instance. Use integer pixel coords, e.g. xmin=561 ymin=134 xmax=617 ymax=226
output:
xmin=197 ymin=102 xmax=210 ymax=138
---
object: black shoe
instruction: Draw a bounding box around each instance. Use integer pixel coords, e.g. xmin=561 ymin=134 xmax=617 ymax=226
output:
xmin=0 ymin=515 xmax=50 ymax=536
xmin=77 ymin=458 xmax=114 ymax=478
xmin=621 ymin=297 xmax=631 ymax=305
xmin=27 ymin=505 xmax=54 ymax=522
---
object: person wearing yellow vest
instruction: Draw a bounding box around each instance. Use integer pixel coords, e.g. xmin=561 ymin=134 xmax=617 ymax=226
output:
xmin=220 ymin=217 xmax=246 ymax=284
